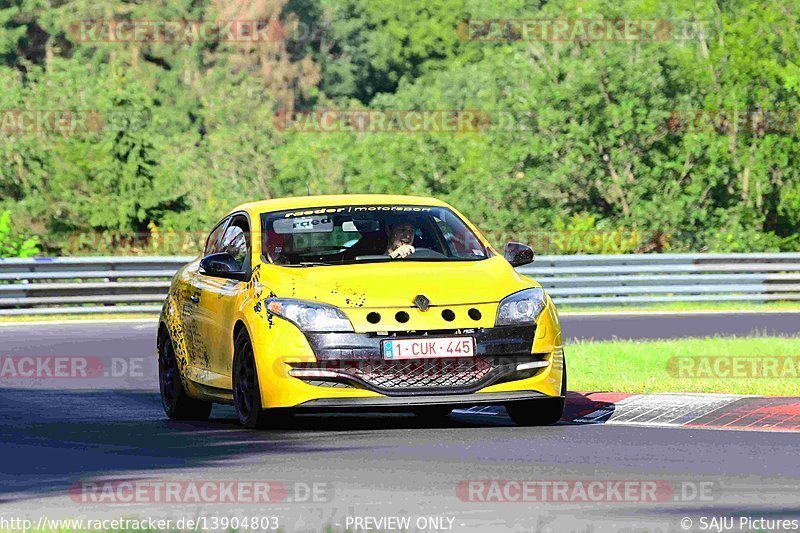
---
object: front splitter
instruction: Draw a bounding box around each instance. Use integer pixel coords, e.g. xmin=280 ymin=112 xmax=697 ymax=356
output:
xmin=295 ymin=390 xmax=556 ymax=411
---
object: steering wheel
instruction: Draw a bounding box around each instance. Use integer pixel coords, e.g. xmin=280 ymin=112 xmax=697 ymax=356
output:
xmin=408 ymin=247 xmax=447 ymax=259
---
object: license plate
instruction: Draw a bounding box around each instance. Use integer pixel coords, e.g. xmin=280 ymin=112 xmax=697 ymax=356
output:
xmin=382 ymin=337 xmax=475 ymax=360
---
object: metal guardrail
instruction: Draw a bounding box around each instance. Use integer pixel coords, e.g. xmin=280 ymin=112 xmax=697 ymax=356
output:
xmin=0 ymin=257 xmax=193 ymax=315
xmin=519 ymin=253 xmax=800 ymax=306
xmin=1 ymin=253 xmax=800 ymax=315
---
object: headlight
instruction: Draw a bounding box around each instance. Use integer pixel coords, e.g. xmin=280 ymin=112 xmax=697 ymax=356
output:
xmin=495 ymin=288 xmax=547 ymax=326
xmin=266 ymin=299 xmax=354 ymax=332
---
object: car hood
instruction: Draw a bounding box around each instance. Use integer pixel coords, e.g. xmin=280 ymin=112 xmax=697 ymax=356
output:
xmin=263 ymin=256 xmax=536 ymax=308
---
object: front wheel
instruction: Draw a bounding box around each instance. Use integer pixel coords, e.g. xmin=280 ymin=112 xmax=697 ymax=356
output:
xmin=159 ymin=331 xmax=212 ymax=420
xmin=233 ymin=328 xmax=272 ymax=429
xmin=505 ymin=355 xmax=566 ymax=426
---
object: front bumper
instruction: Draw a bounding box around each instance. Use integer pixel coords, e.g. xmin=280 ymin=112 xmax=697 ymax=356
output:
xmin=289 ymin=325 xmax=547 ymax=396
xmin=248 ymin=301 xmax=564 ymax=409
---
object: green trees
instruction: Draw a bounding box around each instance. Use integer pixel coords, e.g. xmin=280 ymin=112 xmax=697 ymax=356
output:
xmin=0 ymin=210 xmax=39 ymax=257
xmin=0 ymin=0 xmax=798 ymax=255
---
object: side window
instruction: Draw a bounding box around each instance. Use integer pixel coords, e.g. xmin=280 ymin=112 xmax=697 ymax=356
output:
xmin=219 ymin=216 xmax=250 ymax=270
xmin=204 ymin=220 xmax=228 ymax=256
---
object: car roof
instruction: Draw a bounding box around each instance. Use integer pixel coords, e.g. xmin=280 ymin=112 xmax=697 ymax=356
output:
xmin=229 ymin=194 xmax=451 ymax=216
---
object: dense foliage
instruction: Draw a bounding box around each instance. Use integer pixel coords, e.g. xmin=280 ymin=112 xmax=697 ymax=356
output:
xmin=0 ymin=210 xmax=38 ymax=257
xmin=1 ymin=0 xmax=798 ymax=256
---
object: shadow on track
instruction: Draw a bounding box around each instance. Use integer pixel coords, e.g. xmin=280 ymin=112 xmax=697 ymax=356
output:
xmin=0 ymin=388 xmax=508 ymax=503
xmin=560 ymin=391 xmax=619 ymax=425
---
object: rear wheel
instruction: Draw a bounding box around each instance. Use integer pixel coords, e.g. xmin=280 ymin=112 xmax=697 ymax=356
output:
xmin=233 ymin=328 xmax=271 ymax=429
xmin=505 ymin=355 xmax=567 ymax=427
xmin=159 ymin=331 xmax=212 ymax=420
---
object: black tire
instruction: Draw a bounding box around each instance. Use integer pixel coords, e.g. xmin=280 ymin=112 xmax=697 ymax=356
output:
xmin=412 ymin=406 xmax=453 ymax=419
xmin=159 ymin=330 xmax=212 ymax=421
xmin=505 ymin=355 xmax=567 ymax=427
xmin=233 ymin=328 xmax=271 ymax=429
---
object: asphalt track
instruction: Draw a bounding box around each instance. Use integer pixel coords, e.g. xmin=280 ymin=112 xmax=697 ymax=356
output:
xmin=1 ymin=314 xmax=800 ymax=532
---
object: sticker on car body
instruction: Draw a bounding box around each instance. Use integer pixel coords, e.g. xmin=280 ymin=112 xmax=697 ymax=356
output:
xmin=273 ymin=216 xmax=334 ymax=234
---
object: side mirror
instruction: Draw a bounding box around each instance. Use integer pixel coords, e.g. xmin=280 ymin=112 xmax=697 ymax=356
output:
xmin=199 ymin=252 xmax=248 ymax=281
xmin=503 ymin=242 xmax=535 ymax=267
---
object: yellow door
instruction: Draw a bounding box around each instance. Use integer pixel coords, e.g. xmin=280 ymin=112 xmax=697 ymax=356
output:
xmin=192 ymin=214 xmax=252 ymax=390
xmin=191 ymin=274 xmax=241 ymax=388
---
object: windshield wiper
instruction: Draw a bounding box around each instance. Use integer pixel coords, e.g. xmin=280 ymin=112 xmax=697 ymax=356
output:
xmin=289 ymin=261 xmax=334 ymax=267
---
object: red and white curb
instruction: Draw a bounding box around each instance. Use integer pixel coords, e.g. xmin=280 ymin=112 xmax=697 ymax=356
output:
xmin=456 ymin=392 xmax=800 ymax=432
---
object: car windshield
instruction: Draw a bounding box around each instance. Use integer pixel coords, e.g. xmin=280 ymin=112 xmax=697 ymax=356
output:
xmin=261 ymin=205 xmax=489 ymax=266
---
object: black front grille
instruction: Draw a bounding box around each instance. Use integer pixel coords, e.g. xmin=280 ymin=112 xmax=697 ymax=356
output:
xmin=290 ymin=354 xmax=544 ymax=395
xmin=345 ymin=357 xmax=493 ymax=389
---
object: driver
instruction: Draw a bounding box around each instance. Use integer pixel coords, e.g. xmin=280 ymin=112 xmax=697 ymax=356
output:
xmin=386 ymin=222 xmax=416 ymax=259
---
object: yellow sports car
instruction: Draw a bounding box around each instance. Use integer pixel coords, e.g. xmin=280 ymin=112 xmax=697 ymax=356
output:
xmin=159 ymin=195 xmax=565 ymax=428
